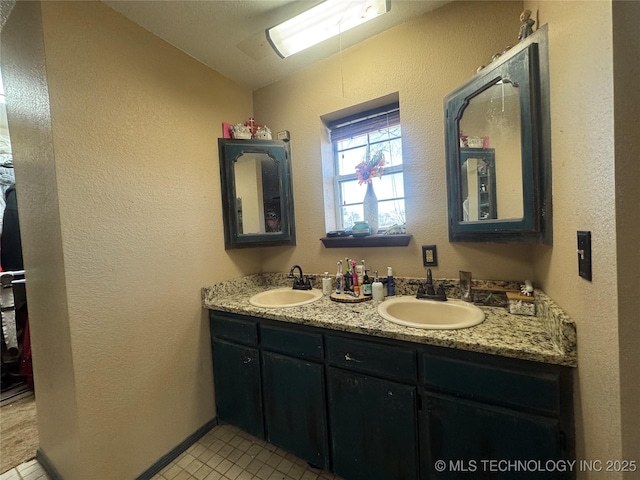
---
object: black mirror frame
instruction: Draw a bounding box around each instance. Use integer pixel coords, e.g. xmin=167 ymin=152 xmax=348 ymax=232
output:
xmin=444 ymin=25 xmax=551 ymax=243
xmin=218 ymin=138 xmax=296 ymax=249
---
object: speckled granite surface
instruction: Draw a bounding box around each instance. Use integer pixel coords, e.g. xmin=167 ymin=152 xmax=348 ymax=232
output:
xmin=202 ymin=273 xmax=577 ymax=367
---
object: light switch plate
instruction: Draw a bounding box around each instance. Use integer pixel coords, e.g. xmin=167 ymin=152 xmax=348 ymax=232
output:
xmin=577 ymin=231 xmax=592 ymax=281
xmin=422 ymin=245 xmax=438 ymax=267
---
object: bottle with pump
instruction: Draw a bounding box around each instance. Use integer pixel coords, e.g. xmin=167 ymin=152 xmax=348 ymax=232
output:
xmin=362 ymin=260 xmax=372 ymax=297
xmin=372 ymin=271 xmax=384 ymax=301
xmin=322 ymin=272 xmax=332 ymax=295
xmin=335 ymin=261 xmax=343 ymax=294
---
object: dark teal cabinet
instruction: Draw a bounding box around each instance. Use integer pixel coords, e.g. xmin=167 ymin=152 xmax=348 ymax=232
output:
xmin=423 ymin=393 xmax=564 ymax=479
xmin=208 ymin=310 xmax=574 ymax=480
xmin=262 ymin=351 xmax=329 ymax=469
xmin=420 ymin=350 xmax=574 ymax=480
xmin=211 ymin=339 xmax=264 ymax=438
xmin=324 ymin=335 xmax=419 ymax=479
xmin=328 ymin=368 xmax=419 ymax=480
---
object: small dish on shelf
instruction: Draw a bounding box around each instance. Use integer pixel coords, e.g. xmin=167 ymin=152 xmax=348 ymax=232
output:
xmin=351 ymin=221 xmax=371 ymax=237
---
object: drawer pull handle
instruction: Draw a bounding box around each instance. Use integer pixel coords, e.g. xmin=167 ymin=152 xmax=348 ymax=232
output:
xmin=344 ymin=353 xmax=361 ymax=363
xmin=243 ymin=357 xmax=252 ymax=364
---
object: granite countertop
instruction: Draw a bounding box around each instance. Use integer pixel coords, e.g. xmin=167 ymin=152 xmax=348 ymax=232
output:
xmin=202 ymin=274 xmax=577 ymax=367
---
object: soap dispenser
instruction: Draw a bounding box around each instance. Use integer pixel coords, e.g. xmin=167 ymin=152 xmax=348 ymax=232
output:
xmin=372 ymin=271 xmax=384 ymax=301
xmin=322 ymin=272 xmax=332 ymax=295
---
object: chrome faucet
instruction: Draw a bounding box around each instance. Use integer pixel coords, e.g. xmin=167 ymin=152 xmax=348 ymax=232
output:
xmin=416 ymin=268 xmax=447 ymax=301
xmin=288 ymin=265 xmax=312 ymax=290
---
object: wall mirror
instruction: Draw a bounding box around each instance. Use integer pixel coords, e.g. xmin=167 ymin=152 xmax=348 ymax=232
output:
xmin=218 ymin=138 xmax=296 ymax=248
xmin=445 ymin=26 xmax=551 ymax=243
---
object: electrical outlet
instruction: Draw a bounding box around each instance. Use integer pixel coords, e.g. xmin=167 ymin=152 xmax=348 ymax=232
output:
xmin=422 ymin=245 xmax=438 ymax=267
xmin=577 ymin=231 xmax=592 ymax=281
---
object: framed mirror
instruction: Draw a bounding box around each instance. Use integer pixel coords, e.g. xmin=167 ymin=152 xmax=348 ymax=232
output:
xmin=218 ymin=138 xmax=296 ymax=248
xmin=445 ymin=26 xmax=551 ymax=243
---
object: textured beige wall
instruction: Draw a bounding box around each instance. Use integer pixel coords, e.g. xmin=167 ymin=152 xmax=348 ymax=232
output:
xmin=611 ymin=0 xmax=640 ymax=473
xmin=3 ymin=1 xmax=257 ymax=478
xmin=254 ymin=1 xmax=532 ymax=282
xmin=528 ymin=0 xmax=619 ymax=472
xmin=2 ymin=2 xmax=81 ymax=477
xmin=524 ymin=0 xmax=638 ymax=476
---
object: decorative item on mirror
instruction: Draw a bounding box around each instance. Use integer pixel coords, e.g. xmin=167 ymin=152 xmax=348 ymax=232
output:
xmin=255 ymin=126 xmax=272 ymax=139
xmin=518 ymin=9 xmax=535 ymax=41
xmin=230 ymin=117 xmax=272 ymax=139
xmin=230 ymin=123 xmax=252 ymax=139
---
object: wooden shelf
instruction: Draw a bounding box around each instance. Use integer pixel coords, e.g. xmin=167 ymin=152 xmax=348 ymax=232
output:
xmin=320 ymin=234 xmax=412 ymax=248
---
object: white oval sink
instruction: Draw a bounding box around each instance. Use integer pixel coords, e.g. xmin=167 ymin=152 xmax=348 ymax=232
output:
xmin=378 ymin=296 xmax=485 ymax=329
xmin=249 ymin=288 xmax=323 ymax=308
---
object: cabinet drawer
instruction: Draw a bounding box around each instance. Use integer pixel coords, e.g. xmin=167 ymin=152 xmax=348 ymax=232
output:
xmin=210 ymin=312 xmax=258 ymax=346
xmin=422 ymin=354 xmax=561 ymax=415
xmin=327 ymin=336 xmax=417 ymax=383
xmin=261 ymin=325 xmax=323 ymax=361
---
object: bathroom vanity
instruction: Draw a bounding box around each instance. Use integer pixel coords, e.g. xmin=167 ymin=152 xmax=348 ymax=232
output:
xmin=203 ymin=276 xmax=576 ymax=480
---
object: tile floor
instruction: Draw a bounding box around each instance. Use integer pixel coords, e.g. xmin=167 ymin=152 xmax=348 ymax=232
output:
xmin=0 ymin=460 xmax=48 ymax=480
xmin=0 ymin=424 xmax=343 ymax=480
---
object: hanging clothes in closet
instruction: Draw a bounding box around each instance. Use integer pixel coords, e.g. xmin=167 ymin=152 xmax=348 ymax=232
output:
xmin=0 ymin=137 xmax=31 ymax=392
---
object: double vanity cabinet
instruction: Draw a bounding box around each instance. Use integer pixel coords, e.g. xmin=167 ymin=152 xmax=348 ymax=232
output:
xmin=209 ymin=309 xmax=575 ymax=480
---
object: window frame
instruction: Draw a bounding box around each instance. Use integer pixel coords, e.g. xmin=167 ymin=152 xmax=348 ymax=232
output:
xmin=328 ymin=103 xmax=405 ymax=232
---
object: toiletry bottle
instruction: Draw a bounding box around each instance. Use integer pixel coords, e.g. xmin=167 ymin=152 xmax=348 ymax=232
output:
xmin=372 ymin=271 xmax=384 ymax=301
xmin=356 ymin=261 xmax=364 ymax=278
xmin=362 ymin=261 xmax=372 ymax=297
xmin=343 ymin=259 xmax=352 ymax=292
xmin=351 ymin=260 xmax=360 ymax=296
xmin=322 ymin=272 xmax=332 ymax=295
xmin=335 ymin=261 xmax=343 ymax=294
xmin=387 ymin=266 xmax=395 ymax=296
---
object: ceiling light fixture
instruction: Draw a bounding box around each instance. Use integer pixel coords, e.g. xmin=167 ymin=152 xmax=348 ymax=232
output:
xmin=266 ymin=0 xmax=391 ymax=59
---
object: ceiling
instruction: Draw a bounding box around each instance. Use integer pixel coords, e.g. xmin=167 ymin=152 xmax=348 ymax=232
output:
xmin=102 ymin=0 xmax=450 ymax=91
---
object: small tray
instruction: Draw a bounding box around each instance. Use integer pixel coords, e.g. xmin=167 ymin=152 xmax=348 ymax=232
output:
xmin=330 ymin=293 xmax=372 ymax=303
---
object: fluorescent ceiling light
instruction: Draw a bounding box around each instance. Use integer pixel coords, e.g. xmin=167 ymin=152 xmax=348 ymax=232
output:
xmin=266 ymin=0 xmax=390 ymax=58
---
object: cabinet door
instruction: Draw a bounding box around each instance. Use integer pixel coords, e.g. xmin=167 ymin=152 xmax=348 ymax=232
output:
xmin=328 ymin=368 xmax=419 ymax=480
xmin=262 ymin=352 xmax=329 ymax=469
xmin=423 ymin=393 xmax=568 ymax=479
xmin=212 ymin=339 xmax=264 ymax=438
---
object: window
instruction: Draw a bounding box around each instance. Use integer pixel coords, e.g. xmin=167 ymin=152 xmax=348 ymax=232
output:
xmin=328 ymin=103 xmax=405 ymax=232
